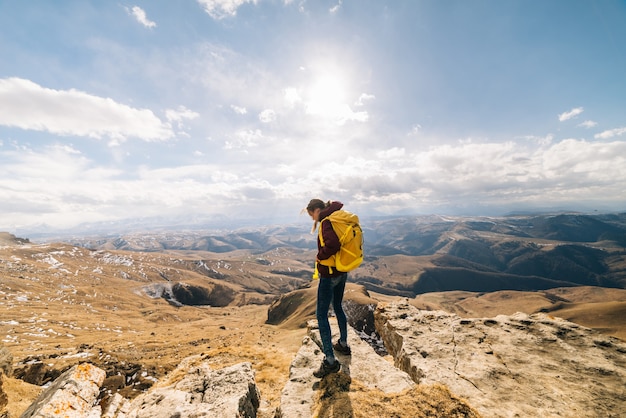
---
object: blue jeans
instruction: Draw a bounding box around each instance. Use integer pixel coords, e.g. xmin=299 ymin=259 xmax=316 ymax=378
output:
xmin=316 ymin=272 xmax=348 ymax=363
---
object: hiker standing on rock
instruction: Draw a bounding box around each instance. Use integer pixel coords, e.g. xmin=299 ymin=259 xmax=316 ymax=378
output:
xmin=306 ymin=199 xmax=355 ymax=378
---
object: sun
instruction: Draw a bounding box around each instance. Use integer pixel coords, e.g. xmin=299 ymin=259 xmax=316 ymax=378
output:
xmin=305 ymin=74 xmax=349 ymax=118
xmin=310 ymin=76 xmax=346 ymax=108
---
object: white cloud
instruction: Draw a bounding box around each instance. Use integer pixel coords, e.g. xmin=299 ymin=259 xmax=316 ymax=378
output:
xmin=128 ymin=6 xmax=156 ymax=28
xmin=518 ymin=134 xmax=554 ymax=146
xmin=355 ymin=93 xmax=375 ymax=106
xmin=165 ymin=106 xmax=200 ymax=129
xmin=330 ymin=139 xmax=626 ymax=213
xmin=223 ymin=128 xmax=265 ymax=150
xmin=408 ymin=125 xmax=422 ymax=136
xmin=230 ymin=105 xmax=247 ymax=115
xmin=2 ymin=137 xmax=625 ymax=231
xmin=0 ymin=144 xmax=256 ymax=228
xmin=558 ymin=107 xmax=584 ymax=122
xmin=284 ymin=87 xmax=301 ymax=107
xmin=305 ymin=102 xmax=368 ymax=125
xmin=138 ymin=164 xmax=230 ymax=181
xmin=330 ymin=1 xmax=342 ymax=14
xmin=0 ymin=78 xmax=173 ymax=142
xmin=185 ymin=44 xmax=369 ymax=129
xmin=197 ymin=0 xmax=258 ymax=20
xmin=578 ymin=120 xmax=597 ymax=128
xmin=259 ymin=109 xmax=276 ymax=123
xmin=191 ymin=44 xmax=281 ymax=111
xmin=2 ymin=144 xmax=90 ymax=180
xmin=377 ymin=147 xmax=406 ymax=159
xmin=594 ymin=127 xmax=626 ymax=139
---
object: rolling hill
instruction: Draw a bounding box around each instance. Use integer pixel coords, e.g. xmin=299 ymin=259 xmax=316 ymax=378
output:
xmin=47 ymin=212 xmax=626 ymax=296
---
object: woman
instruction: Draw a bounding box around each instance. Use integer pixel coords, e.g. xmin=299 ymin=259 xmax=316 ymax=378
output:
xmin=306 ymin=199 xmax=352 ymax=378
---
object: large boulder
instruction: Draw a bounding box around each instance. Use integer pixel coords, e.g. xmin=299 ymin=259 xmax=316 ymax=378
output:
xmin=125 ymin=361 xmax=260 ymax=418
xmin=375 ymin=300 xmax=626 ymax=417
xmin=20 ymin=363 xmax=106 ymax=418
xmin=16 ymin=358 xmax=262 ymax=418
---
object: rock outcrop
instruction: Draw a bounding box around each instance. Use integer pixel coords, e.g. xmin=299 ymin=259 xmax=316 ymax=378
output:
xmin=11 ymin=300 xmax=626 ymax=417
xmin=20 ymin=360 xmax=261 ymax=418
xmin=306 ymin=320 xmax=414 ymax=394
xmin=277 ymin=319 xmax=415 ymax=417
xmin=123 ymin=361 xmax=260 ymax=418
xmin=274 ymin=335 xmax=320 ymax=418
xmin=20 ymin=363 xmax=106 ymax=418
xmin=375 ymin=300 xmax=626 ymax=418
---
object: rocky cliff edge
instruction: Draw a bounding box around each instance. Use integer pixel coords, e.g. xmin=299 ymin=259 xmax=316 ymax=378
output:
xmin=7 ymin=300 xmax=626 ymax=417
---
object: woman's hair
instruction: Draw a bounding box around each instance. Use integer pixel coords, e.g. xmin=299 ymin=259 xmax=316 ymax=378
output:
xmin=305 ymin=199 xmax=330 ymax=233
xmin=306 ymin=199 xmax=329 ymax=213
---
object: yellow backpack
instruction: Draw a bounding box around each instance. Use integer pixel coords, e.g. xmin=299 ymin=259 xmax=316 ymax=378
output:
xmin=317 ymin=210 xmax=364 ymax=273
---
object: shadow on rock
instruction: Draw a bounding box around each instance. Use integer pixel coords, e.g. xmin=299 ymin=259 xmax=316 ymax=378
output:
xmin=315 ymin=372 xmax=353 ymax=418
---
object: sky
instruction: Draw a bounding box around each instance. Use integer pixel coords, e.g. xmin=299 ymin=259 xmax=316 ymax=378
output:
xmin=1 ymin=0 xmax=626 ymax=234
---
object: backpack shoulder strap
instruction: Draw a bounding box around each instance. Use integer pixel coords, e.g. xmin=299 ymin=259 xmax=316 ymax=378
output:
xmin=317 ymin=216 xmax=332 ymax=246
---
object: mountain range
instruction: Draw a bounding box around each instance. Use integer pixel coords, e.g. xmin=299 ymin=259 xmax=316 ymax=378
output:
xmin=57 ymin=212 xmax=626 ymax=297
xmin=1 ymin=211 xmax=625 ymax=416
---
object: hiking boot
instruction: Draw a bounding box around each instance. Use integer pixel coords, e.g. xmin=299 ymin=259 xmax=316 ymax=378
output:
xmin=333 ymin=340 xmax=352 ymax=355
xmin=313 ymin=359 xmax=341 ymax=378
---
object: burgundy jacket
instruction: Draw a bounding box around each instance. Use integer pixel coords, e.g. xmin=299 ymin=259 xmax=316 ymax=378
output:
xmin=316 ymin=201 xmax=344 ymax=278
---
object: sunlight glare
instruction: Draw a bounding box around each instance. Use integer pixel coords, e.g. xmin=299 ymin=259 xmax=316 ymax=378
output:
xmin=305 ymin=74 xmax=348 ymax=117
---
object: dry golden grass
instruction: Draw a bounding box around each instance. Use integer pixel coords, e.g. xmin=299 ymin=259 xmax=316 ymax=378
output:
xmin=3 ymin=377 xmax=41 ymax=417
xmin=548 ymin=300 xmax=626 ymax=340
xmin=411 ymin=287 xmax=626 ymax=341
xmin=313 ymin=374 xmax=480 ymax=418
